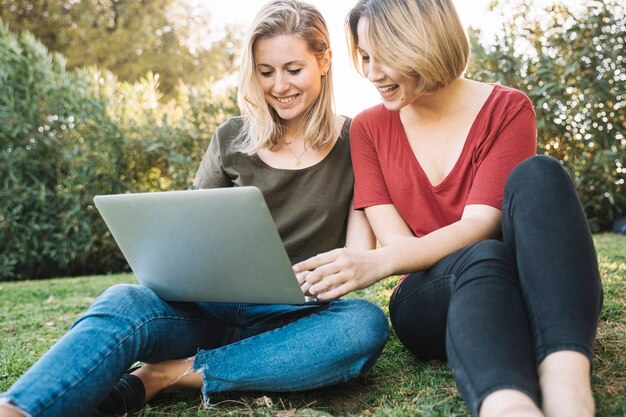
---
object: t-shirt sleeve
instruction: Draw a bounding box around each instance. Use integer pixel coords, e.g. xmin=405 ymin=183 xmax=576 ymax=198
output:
xmin=192 ymin=128 xmax=232 ymax=189
xmin=466 ymin=100 xmax=537 ymax=208
xmin=350 ymin=113 xmax=393 ymax=209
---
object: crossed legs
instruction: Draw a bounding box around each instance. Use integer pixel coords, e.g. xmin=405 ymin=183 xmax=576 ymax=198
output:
xmin=1 ymin=286 xmax=389 ymax=417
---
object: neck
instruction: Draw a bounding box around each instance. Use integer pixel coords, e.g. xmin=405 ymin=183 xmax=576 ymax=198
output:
xmin=403 ymin=77 xmax=467 ymax=123
xmin=283 ymin=115 xmax=306 ymax=138
xmin=283 ymin=127 xmax=305 ymax=147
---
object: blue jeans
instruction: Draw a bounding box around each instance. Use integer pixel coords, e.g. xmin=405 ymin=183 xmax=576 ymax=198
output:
xmin=389 ymin=156 xmax=603 ymax=416
xmin=1 ymin=286 xmax=389 ymax=417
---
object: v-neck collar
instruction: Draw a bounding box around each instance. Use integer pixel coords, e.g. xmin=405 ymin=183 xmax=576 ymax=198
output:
xmin=393 ymin=84 xmax=498 ymax=190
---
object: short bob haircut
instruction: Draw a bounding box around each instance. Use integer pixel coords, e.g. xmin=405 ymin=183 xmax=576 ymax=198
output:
xmin=236 ymin=0 xmax=334 ymax=154
xmin=346 ymin=0 xmax=469 ymax=94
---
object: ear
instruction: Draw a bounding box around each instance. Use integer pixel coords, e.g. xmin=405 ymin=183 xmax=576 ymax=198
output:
xmin=320 ymin=48 xmax=332 ymax=75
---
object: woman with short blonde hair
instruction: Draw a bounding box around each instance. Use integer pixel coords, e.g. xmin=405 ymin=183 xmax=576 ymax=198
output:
xmin=296 ymin=0 xmax=602 ymax=416
xmin=346 ymin=0 xmax=469 ymax=93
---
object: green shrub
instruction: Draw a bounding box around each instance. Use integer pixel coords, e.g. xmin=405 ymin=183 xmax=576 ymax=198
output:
xmin=466 ymin=0 xmax=626 ymax=232
xmin=0 ymin=21 xmax=238 ymax=280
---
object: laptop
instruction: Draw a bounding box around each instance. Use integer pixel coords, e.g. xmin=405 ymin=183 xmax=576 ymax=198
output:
xmin=93 ymin=187 xmax=311 ymax=304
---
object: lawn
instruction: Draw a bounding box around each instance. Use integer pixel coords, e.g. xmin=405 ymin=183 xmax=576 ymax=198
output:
xmin=1 ymin=233 xmax=624 ymax=416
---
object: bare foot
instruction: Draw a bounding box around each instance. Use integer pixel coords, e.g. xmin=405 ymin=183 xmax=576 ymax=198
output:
xmin=539 ymin=351 xmax=594 ymax=417
xmin=480 ymin=389 xmax=544 ymax=417
xmin=132 ymin=357 xmax=203 ymax=401
xmin=0 ymin=404 xmax=26 ymax=417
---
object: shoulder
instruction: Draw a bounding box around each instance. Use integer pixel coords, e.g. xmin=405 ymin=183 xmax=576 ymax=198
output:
xmin=489 ymin=84 xmax=535 ymax=113
xmin=351 ymin=104 xmax=397 ymax=139
xmin=328 ymin=116 xmax=353 ymax=160
xmin=473 ymin=83 xmax=536 ymax=131
xmin=353 ymin=103 xmax=391 ymax=125
xmin=338 ymin=116 xmax=352 ymax=141
xmin=212 ymin=116 xmax=245 ymax=153
xmin=216 ymin=116 xmax=245 ymax=139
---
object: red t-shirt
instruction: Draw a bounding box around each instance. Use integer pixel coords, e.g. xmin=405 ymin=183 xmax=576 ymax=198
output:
xmin=351 ymin=84 xmax=537 ymax=237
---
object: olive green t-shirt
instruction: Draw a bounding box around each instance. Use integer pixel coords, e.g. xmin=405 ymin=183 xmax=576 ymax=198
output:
xmin=193 ymin=117 xmax=353 ymax=265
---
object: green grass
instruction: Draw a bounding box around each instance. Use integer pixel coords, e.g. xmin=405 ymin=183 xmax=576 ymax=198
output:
xmin=1 ymin=233 xmax=624 ymax=416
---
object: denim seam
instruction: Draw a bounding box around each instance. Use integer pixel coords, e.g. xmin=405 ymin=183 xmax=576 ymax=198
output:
xmin=229 ymin=304 xmax=244 ymax=344
xmin=448 ymin=324 xmax=539 ymax=417
xmin=224 ymin=303 xmax=330 ymax=344
xmin=34 ymin=314 xmax=213 ymax=415
xmin=505 ymin=185 xmax=548 ymax=364
xmin=521 ymin=285 xmax=546 ymax=362
xmin=445 ymin=325 xmax=481 ymax=416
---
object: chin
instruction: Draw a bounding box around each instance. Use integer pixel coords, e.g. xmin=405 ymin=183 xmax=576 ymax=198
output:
xmin=381 ymin=100 xmax=402 ymax=111
xmin=277 ymin=110 xmax=305 ymax=122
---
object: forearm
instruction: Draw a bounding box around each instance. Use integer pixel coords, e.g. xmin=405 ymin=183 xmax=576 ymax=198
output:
xmin=295 ymin=209 xmax=500 ymax=300
xmin=376 ymin=216 xmax=501 ymax=276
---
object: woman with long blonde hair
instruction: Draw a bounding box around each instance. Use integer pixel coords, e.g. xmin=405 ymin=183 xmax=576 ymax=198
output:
xmin=0 ymin=2 xmax=389 ymax=416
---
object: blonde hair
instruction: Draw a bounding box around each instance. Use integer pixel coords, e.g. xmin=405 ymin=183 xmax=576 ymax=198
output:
xmin=236 ymin=0 xmax=335 ymax=154
xmin=346 ymin=0 xmax=469 ymax=94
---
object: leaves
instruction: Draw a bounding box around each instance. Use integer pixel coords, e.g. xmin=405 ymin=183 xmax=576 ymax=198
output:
xmin=0 ymin=22 xmax=238 ymax=280
xmin=0 ymin=0 xmax=241 ymax=98
xmin=467 ymin=0 xmax=626 ymax=232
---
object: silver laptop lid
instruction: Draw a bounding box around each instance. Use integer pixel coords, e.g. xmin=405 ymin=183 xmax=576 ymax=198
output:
xmin=94 ymin=187 xmax=306 ymax=304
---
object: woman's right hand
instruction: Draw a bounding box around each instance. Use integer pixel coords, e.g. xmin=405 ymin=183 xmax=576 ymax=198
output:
xmin=293 ymin=247 xmax=388 ymax=301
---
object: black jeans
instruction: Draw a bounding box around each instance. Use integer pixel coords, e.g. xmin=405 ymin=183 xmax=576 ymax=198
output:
xmin=389 ymin=156 xmax=603 ymax=416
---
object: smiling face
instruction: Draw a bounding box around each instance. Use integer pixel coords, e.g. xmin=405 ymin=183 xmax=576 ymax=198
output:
xmin=356 ymin=17 xmax=421 ymax=111
xmin=254 ymin=34 xmax=329 ymax=129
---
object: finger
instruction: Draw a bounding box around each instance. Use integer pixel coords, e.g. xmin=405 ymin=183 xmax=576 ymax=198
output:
xmin=309 ymin=272 xmax=344 ymax=296
xmin=304 ymin=261 xmax=343 ymax=287
xmin=316 ymin=283 xmax=354 ymax=301
xmin=293 ymin=250 xmax=339 ymax=273
xmin=295 ymin=271 xmax=309 ymax=285
xmin=300 ymin=281 xmax=312 ymax=295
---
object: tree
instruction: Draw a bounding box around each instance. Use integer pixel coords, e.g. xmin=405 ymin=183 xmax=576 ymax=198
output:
xmin=466 ymin=0 xmax=626 ymax=232
xmin=0 ymin=21 xmax=239 ymax=280
xmin=0 ymin=0 xmax=241 ymax=96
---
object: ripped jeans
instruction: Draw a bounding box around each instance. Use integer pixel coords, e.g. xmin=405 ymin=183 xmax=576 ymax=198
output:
xmin=0 ymin=285 xmax=389 ymax=417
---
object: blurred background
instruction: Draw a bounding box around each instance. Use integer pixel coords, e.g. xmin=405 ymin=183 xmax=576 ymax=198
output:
xmin=0 ymin=0 xmax=624 ymax=280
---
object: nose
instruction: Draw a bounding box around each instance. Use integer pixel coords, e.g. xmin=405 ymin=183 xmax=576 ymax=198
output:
xmin=365 ymin=57 xmax=384 ymax=83
xmin=273 ymin=72 xmax=290 ymax=94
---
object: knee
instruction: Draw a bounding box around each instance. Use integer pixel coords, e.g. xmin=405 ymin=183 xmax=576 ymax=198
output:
xmin=96 ymin=284 xmax=154 ymax=306
xmin=506 ymin=155 xmax=572 ymax=194
xmin=511 ymin=155 xmax=563 ymax=180
xmin=337 ymin=299 xmax=390 ymax=353
xmin=86 ymin=284 xmax=162 ymax=323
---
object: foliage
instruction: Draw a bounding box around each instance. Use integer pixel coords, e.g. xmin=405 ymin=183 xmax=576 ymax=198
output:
xmin=0 ymin=234 xmax=624 ymax=416
xmin=466 ymin=0 xmax=626 ymax=232
xmin=0 ymin=0 xmax=241 ymax=97
xmin=0 ymin=21 xmax=238 ymax=280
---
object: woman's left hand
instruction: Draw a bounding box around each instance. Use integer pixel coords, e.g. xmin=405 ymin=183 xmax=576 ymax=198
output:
xmin=293 ymin=248 xmax=386 ymax=300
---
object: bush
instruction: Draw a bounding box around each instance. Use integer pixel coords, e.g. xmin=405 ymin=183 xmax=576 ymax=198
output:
xmin=466 ymin=0 xmax=626 ymax=232
xmin=0 ymin=21 xmax=238 ymax=280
